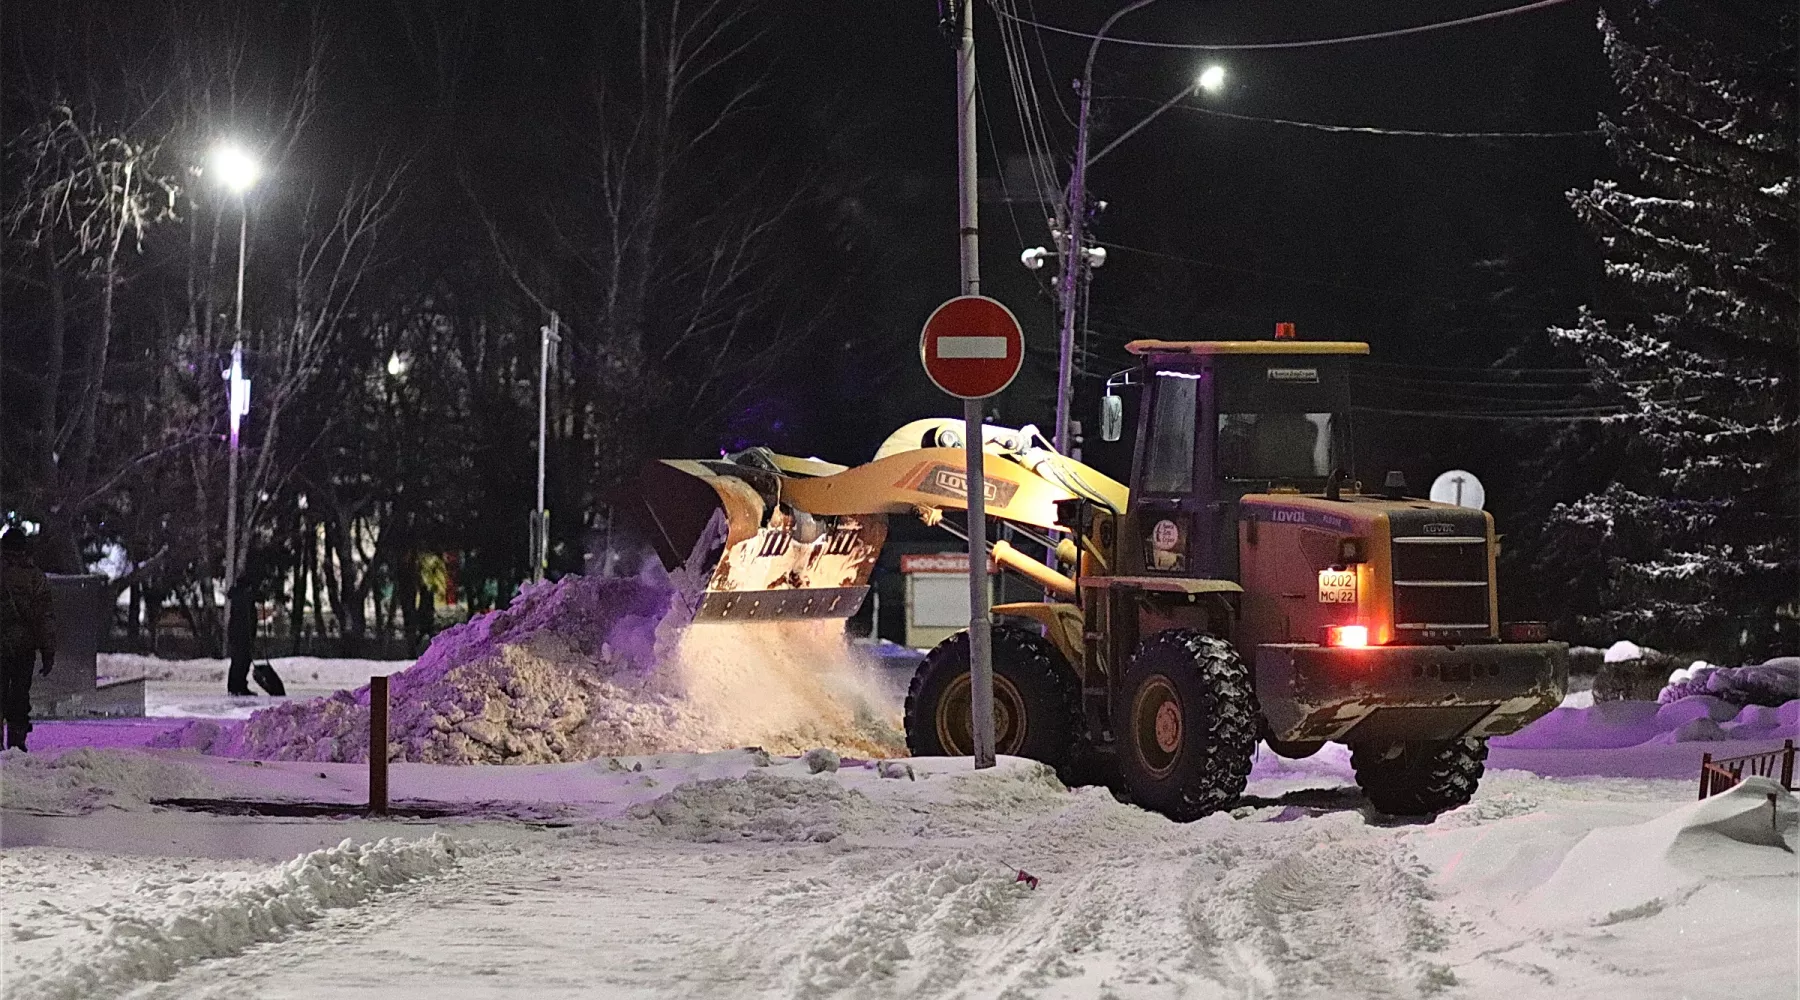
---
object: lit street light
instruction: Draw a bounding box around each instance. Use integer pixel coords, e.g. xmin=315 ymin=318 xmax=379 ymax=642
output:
xmin=211 ymin=144 xmax=261 ymax=194
xmin=1049 ymin=0 xmax=1232 ymax=458
xmin=211 ymin=142 xmax=260 ymax=636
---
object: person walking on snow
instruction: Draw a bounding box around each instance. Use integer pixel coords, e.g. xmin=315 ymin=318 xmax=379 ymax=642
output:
xmin=0 ymin=530 xmax=56 ymax=751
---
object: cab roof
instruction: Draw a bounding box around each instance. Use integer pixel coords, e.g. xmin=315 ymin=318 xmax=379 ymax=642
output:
xmin=1125 ymin=339 xmax=1370 ymax=357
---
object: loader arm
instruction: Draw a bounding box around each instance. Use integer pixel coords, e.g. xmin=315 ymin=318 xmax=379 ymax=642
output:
xmin=620 ymin=425 xmax=1127 ymax=623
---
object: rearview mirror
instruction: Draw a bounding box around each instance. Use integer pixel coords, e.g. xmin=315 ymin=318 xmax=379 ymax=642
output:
xmin=1100 ymin=394 xmax=1123 ymax=443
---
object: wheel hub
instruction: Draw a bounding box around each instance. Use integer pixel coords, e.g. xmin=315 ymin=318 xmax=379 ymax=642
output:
xmin=935 ymin=673 xmax=1028 ymax=756
xmin=1131 ymin=675 xmax=1183 ymax=778
xmin=1153 ymin=700 xmax=1182 ymax=753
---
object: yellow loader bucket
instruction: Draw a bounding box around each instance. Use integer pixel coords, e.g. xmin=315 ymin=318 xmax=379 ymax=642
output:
xmin=616 ymin=459 xmax=887 ymax=622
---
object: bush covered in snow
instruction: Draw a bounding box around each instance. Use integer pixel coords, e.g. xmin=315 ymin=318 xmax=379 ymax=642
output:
xmin=1659 ymin=657 xmax=1799 ymax=708
xmin=1592 ymin=642 xmax=1686 ymax=702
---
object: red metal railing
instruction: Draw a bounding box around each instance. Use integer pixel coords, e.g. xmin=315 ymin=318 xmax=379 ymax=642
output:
xmin=1699 ymin=739 xmax=1795 ymax=800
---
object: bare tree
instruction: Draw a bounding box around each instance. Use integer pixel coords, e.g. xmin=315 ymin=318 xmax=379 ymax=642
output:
xmin=219 ymin=161 xmax=409 ymax=603
xmin=2 ymin=102 xmax=182 ymax=571
xmin=471 ymin=0 xmax=840 ymax=501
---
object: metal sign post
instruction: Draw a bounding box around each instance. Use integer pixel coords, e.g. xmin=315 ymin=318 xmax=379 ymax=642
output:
xmin=963 ymin=397 xmax=993 ymax=767
xmin=920 ymin=295 xmax=1024 ymax=771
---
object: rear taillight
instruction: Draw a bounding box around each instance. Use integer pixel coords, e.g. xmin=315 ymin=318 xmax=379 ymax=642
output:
xmin=1324 ymin=624 xmax=1369 ymax=648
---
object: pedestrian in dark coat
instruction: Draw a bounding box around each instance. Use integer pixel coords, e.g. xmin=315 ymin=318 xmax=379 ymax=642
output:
xmin=226 ymin=578 xmax=256 ymax=696
xmin=0 ymin=531 xmax=56 ymax=751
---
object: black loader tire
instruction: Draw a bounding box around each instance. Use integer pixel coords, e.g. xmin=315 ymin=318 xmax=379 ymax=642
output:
xmin=1351 ymin=737 xmax=1488 ymax=816
xmin=1112 ymin=629 xmax=1259 ymax=821
xmin=904 ymin=625 xmax=1084 ymax=776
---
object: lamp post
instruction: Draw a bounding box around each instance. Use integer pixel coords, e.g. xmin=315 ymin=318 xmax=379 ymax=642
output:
xmin=1047 ymin=0 xmax=1227 ymax=455
xmin=211 ymin=143 xmax=260 ymax=626
xmin=533 ymin=312 xmax=561 ymax=582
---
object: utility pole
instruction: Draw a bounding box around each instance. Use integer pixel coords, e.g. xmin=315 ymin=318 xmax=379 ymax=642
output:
xmin=533 ymin=311 xmax=560 ymax=583
xmin=1052 ymin=0 xmax=1158 ymax=457
xmin=1052 ymin=78 xmax=1092 ymax=458
xmin=954 ymin=0 xmax=995 ymax=769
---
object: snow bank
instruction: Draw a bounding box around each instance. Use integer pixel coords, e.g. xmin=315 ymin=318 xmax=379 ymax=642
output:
xmin=0 ymin=748 xmax=206 ymax=815
xmin=98 ymin=653 xmax=410 ymax=687
xmin=1660 ymin=657 xmax=1799 ymax=708
xmin=149 ymin=570 xmax=901 ymax=765
xmin=1499 ymin=693 xmax=1797 ymax=750
xmin=1523 ymin=777 xmax=1796 ymax=927
xmin=4 ymin=835 xmax=473 ymax=1000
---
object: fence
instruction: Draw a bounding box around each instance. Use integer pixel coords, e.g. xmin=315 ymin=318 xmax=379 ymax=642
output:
xmin=1698 ymin=739 xmax=1796 ymax=800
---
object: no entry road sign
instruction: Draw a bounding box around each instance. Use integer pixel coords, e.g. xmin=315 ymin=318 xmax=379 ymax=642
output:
xmin=920 ymin=295 xmax=1024 ymax=399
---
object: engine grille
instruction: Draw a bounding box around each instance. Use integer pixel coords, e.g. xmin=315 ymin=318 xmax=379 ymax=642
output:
xmin=1390 ymin=535 xmax=1490 ymax=641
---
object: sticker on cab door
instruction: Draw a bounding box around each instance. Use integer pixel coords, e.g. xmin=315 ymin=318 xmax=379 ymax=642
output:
xmin=1317 ymin=568 xmax=1357 ymax=603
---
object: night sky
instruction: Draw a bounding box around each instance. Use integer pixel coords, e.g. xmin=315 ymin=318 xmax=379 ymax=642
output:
xmin=4 ymin=0 xmax=1626 ymax=614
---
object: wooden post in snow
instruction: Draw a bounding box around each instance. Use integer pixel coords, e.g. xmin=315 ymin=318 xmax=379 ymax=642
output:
xmin=369 ymin=674 xmax=389 ymax=815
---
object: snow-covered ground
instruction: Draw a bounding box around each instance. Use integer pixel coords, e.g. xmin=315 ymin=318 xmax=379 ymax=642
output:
xmin=97 ymin=654 xmax=413 ymax=719
xmin=7 ymin=648 xmax=1793 ymax=999
xmin=4 ymin=739 xmax=1795 ymax=999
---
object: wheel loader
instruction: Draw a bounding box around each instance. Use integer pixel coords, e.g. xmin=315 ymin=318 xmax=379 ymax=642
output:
xmin=619 ymin=337 xmax=1567 ymax=818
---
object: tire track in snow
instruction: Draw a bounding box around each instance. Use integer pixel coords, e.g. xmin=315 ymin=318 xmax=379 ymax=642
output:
xmin=6 ymin=835 xmax=479 ymax=1000
xmin=1184 ymin=820 xmax=1456 ymax=999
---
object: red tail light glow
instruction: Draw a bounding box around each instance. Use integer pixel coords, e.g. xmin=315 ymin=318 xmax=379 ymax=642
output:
xmin=1325 ymin=624 xmax=1369 ymax=648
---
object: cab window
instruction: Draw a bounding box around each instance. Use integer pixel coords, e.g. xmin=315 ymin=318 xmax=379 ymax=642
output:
xmin=1143 ymin=371 xmax=1199 ymax=493
xmin=1216 ymin=412 xmax=1335 ymax=480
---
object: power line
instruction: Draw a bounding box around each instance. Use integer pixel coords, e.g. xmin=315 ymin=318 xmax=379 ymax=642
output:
xmin=990 ymin=0 xmax=1580 ymax=52
xmin=1353 ymin=406 xmax=1628 ymax=422
xmin=976 ymin=75 xmax=1058 ymax=301
xmin=1168 ymin=102 xmax=1600 ymax=139
xmin=1097 ymin=241 xmax=1625 ymax=318
xmin=1361 ymin=360 xmax=1599 ymax=374
xmin=1022 ymin=0 xmax=1077 ymax=128
xmin=992 ymin=0 xmax=1066 ymax=213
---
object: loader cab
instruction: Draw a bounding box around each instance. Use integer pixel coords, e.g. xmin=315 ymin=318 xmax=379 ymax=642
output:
xmin=1112 ymin=339 xmax=1367 ymax=582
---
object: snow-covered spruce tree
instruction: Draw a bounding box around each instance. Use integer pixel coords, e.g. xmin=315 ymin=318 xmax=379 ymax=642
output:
xmin=1546 ymin=0 xmax=1796 ymax=659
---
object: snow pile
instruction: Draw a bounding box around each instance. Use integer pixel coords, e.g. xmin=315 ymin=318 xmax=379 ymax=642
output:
xmin=1603 ymin=639 xmax=1645 ymax=663
xmin=1660 ymin=656 xmax=1799 ymax=707
xmin=151 ymin=570 xmax=901 ymax=765
xmin=1522 ymin=777 xmax=1796 ymax=927
xmin=0 ymin=748 xmax=205 ymax=815
xmin=1497 ymin=696 xmax=1798 ymax=749
xmin=5 ymin=835 xmax=473 ymax=1000
xmin=629 ymin=769 xmax=868 ymax=843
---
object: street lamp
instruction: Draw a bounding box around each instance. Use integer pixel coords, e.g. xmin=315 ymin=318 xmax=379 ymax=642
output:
xmin=211 ymin=145 xmax=261 ymax=195
xmin=210 ymin=142 xmax=259 ymax=616
xmin=1048 ymin=0 xmax=1229 ymax=456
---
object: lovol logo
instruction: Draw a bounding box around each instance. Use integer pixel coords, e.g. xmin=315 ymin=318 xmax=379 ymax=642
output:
xmin=1421 ymin=522 xmax=1457 ymax=535
xmin=909 ymin=463 xmax=1022 ymax=507
xmin=1272 ymin=509 xmax=1308 ymax=523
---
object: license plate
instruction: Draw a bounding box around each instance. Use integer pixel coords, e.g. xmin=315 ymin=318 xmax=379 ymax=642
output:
xmin=1317 ymin=569 xmax=1357 ymax=604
